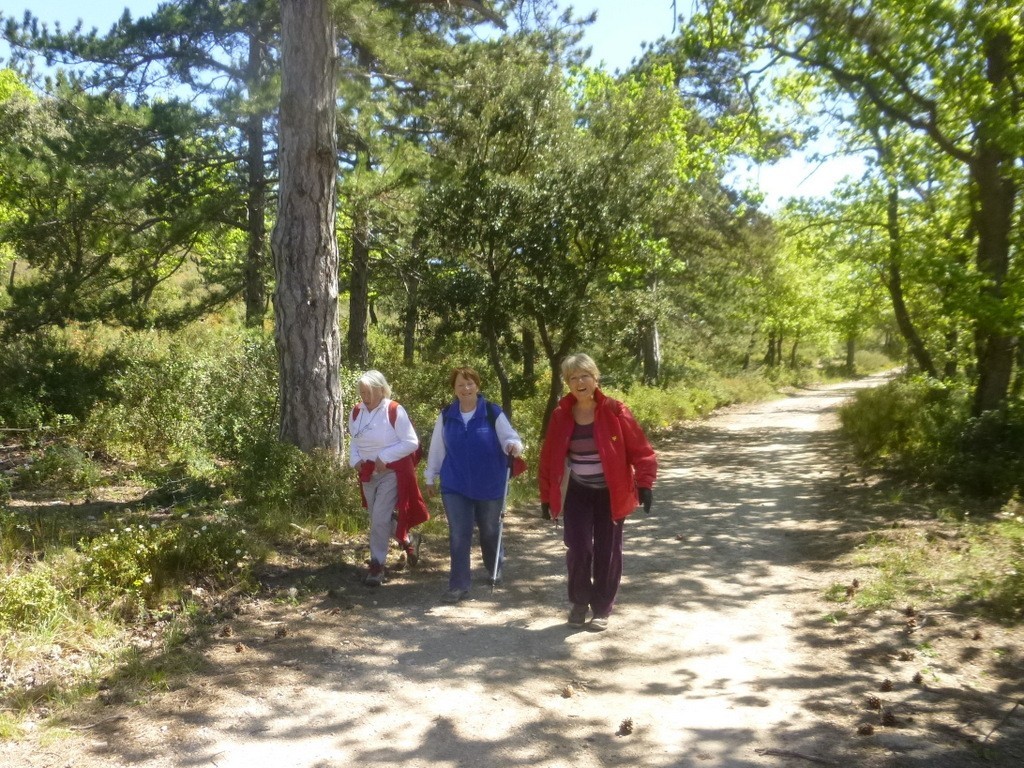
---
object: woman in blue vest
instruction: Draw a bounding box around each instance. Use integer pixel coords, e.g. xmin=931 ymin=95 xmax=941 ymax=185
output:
xmin=424 ymin=366 xmax=524 ymax=603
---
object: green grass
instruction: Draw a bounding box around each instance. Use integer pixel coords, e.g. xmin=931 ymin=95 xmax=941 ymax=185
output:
xmin=826 ymin=499 xmax=1024 ymax=623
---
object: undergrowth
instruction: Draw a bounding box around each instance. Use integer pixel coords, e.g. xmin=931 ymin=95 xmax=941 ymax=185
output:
xmin=824 ymin=497 xmax=1024 ymax=624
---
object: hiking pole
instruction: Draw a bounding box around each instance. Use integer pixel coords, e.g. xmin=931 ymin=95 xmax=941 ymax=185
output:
xmin=491 ymin=454 xmax=514 ymax=594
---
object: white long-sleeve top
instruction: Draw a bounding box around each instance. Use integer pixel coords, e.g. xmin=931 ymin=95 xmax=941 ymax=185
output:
xmin=348 ymin=398 xmax=419 ymax=468
xmin=423 ymin=409 xmax=523 ymax=487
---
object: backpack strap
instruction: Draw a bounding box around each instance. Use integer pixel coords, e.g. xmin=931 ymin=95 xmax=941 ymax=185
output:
xmin=387 ymin=399 xmax=399 ymax=427
xmin=485 ymin=400 xmax=501 ymax=429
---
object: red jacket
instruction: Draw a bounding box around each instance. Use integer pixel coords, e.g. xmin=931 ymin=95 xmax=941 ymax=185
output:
xmin=538 ymin=389 xmax=657 ymax=521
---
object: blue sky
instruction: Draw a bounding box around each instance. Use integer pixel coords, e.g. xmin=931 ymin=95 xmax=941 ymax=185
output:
xmin=0 ymin=0 xmax=858 ymax=204
xmin=1 ymin=0 xmax=677 ymax=73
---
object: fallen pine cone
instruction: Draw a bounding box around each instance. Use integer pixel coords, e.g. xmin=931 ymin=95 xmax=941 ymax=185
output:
xmin=561 ymin=685 xmax=575 ymax=699
xmin=857 ymin=723 xmax=875 ymax=736
xmin=912 ymin=672 xmax=923 ymax=685
xmin=275 ymin=627 xmax=288 ymax=639
xmin=234 ymin=643 xmax=246 ymax=653
xmin=881 ymin=708 xmax=898 ymax=726
xmin=219 ymin=625 xmax=234 ymax=638
xmin=617 ymin=718 xmax=634 ymax=736
xmin=865 ymin=695 xmax=882 ymax=710
xmin=880 ymin=679 xmax=894 ymax=692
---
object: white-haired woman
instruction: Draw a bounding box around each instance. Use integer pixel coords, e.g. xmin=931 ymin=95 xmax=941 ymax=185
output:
xmin=348 ymin=370 xmax=428 ymax=586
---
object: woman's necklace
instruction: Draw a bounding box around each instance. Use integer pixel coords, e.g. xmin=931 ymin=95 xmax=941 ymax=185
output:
xmin=353 ymin=402 xmax=383 ymax=438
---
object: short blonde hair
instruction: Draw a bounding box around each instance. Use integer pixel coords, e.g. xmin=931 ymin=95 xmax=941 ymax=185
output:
xmin=357 ymin=370 xmax=392 ymax=399
xmin=561 ymin=353 xmax=600 ymax=384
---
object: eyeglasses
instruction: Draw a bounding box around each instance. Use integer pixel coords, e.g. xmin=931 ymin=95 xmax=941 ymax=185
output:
xmin=567 ymin=373 xmax=594 ymax=384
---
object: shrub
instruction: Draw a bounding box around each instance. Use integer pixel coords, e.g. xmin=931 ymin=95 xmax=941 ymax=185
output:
xmin=0 ymin=562 xmax=71 ymax=632
xmin=15 ymin=443 xmax=103 ymax=491
xmin=0 ymin=330 xmax=115 ymax=430
xmin=78 ymin=513 xmax=253 ymax=605
xmin=840 ymin=376 xmax=1023 ymax=498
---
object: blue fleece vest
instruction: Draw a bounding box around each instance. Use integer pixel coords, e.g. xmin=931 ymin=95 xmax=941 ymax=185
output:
xmin=439 ymin=395 xmax=507 ymax=500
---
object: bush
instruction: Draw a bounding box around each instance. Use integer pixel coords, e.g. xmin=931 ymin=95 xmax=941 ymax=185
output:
xmin=0 ymin=562 xmax=71 ymax=632
xmin=840 ymin=375 xmax=1023 ymax=498
xmin=0 ymin=330 xmax=116 ymax=430
xmin=78 ymin=513 xmax=253 ymax=604
xmin=15 ymin=443 xmax=103 ymax=491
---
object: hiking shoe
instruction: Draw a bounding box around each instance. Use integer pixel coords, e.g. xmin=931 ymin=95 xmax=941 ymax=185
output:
xmin=441 ymin=588 xmax=468 ymax=604
xmin=567 ymin=604 xmax=588 ymax=627
xmin=589 ymin=615 xmax=609 ymax=632
xmin=403 ymin=531 xmax=422 ymax=567
xmin=363 ymin=560 xmax=384 ymax=587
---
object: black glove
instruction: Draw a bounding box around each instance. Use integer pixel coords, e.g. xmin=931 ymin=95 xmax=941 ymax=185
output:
xmin=638 ymin=487 xmax=653 ymax=514
xmin=541 ymin=502 xmax=552 ymax=520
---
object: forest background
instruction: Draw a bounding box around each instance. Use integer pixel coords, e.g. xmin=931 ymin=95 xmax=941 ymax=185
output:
xmin=0 ymin=0 xmax=1021 ymax=742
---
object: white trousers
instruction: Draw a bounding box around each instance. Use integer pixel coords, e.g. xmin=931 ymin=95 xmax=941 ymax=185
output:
xmin=362 ymin=469 xmax=398 ymax=565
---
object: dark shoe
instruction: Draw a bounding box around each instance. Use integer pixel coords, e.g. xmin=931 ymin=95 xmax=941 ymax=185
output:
xmin=403 ymin=531 xmax=422 ymax=567
xmin=567 ymin=604 xmax=588 ymax=627
xmin=441 ymin=588 xmax=468 ymax=604
xmin=363 ymin=560 xmax=384 ymax=587
xmin=589 ymin=615 xmax=609 ymax=632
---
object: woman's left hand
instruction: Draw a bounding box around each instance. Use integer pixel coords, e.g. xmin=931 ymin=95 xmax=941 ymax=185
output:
xmin=638 ymin=487 xmax=653 ymax=514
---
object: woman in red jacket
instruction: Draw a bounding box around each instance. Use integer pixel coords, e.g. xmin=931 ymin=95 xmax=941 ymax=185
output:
xmin=538 ymin=353 xmax=657 ymax=631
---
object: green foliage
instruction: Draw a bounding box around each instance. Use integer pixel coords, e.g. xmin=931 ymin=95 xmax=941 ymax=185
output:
xmin=0 ymin=562 xmax=71 ymax=632
xmin=15 ymin=444 xmax=102 ymax=491
xmin=841 ymin=376 xmax=1024 ymax=497
xmin=0 ymin=331 xmax=116 ymax=430
xmin=81 ymin=325 xmax=278 ymax=477
xmin=844 ymin=506 xmax=1024 ymax=623
xmin=606 ymin=383 xmax=719 ymax=433
xmin=78 ymin=513 xmax=252 ymax=606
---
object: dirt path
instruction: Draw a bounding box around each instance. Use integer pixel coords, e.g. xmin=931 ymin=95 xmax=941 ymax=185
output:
xmin=6 ymin=376 xmax=1023 ymax=767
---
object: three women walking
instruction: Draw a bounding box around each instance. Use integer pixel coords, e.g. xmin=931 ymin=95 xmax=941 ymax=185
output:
xmin=349 ymin=355 xmax=657 ymax=632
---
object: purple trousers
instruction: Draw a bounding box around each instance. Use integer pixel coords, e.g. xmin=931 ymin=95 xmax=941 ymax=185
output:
xmin=562 ymin=478 xmax=624 ymax=618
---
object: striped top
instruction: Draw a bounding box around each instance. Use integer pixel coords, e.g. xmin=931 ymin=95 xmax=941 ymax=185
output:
xmin=568 ymin=422 xmax=606 ymax=489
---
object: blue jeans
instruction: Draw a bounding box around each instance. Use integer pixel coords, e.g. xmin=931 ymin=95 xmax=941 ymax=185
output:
xmin=442 ymin=492 xmax=504 ymax=591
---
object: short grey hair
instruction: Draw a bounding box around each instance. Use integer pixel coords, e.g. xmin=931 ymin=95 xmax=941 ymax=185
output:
xmin=357 ymin=369 xmax=392 ymax=399
xmin=560 ymin=353 xmax=600 ymax=383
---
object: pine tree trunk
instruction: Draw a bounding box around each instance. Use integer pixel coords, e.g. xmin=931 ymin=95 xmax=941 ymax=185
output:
xmin=271 ymin=0 xmax=342 ymax=454
xmin=243 ymin=28 xmax=268 ymax=327
xmin=347 ymin=202 xmax=370 ymax=368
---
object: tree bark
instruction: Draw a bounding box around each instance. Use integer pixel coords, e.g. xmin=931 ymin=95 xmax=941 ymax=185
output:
xmin=522 ymin=327 xmax=535 ymax=383
xmin=243 ymin=28 xmax=268 ymax=328
xmin=884 ymin=186 xmax=939 ymax=379
xmin=968 ymin=29 xmax=1018 ymax=415
xmin=271 ymin=0 xmax=342 ymax=454
xmin=347 ymin=200 xmax=371 ymax=368
xmin=402 ymin=271 xmax=418 ymax=366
